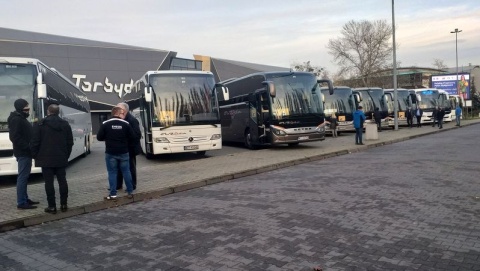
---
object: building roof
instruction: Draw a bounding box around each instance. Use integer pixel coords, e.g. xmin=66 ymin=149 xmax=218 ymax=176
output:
xmin=0 ymin=27 xmax=164 ymax=51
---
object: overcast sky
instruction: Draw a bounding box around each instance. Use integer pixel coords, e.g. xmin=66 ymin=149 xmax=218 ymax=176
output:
xmin=1 ymin=0 xmax=479 ymax=73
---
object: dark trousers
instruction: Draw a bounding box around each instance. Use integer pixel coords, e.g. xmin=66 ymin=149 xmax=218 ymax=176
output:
xmin=416 ymin=116 xmax=422 ymax=127
xmin=407 ymin=117 xmax=413 ymax=128
xmin=375 ymin=120 xmax=382 ymax=131
xmin=432 ymin=118 xmax=437 ymax=127
xmin=117 ymin=154 xmax=137 ymax=190
xmin=42 ymin=167 xmax=68 ymax=207
xmin=355 ymin=128 xmax=363 ymax=144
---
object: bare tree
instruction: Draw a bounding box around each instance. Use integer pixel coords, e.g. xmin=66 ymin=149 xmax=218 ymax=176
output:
xmin=327 ymin=20 xmax=393 ymax=87
xmin=291 ymin=61 xmax=328 ymax=79
xmin=432 ymin=58 xmax=448 ymax=70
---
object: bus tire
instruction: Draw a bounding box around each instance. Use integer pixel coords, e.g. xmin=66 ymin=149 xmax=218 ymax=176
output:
xmin=145 ymin=152 xmax=154 ymax=160
xmin=244 ymin=129 xmax=257 ymax=150
xmin=288 ymin=143 xmax=299 ymax=146
xmin=196 ymin=151 xmax=206 ymax=156
xmin=82 ymin=137 xmax=88 ymax=157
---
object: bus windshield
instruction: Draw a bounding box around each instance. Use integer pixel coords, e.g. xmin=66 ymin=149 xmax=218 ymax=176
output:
xmin=149 ymin=73 xmax=218 ymax=127
xmin=395 ymin=91 xmax=410 ymax=111
xmin=417 ymin=90 xmax=441 ymax=109
xmin=322 ymin=88 xmax=355 ymax=116
xmin=0 ymin=63 xmax=36 ymax=131
xmin=270 ymin=74 xmax=323 ymax=120
xmin=359 ymin=89 xmax=384 ymax=113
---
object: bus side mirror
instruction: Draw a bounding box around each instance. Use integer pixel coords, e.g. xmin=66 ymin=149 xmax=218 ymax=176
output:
xmin=262 ymin=81 xmax=276 ymax=98
xmin=416 ymin=94 xmax=421 ymax=102
xmin=37 ymin=83 xmax=47 ymax=99
xmin=317 ymin=79 xmax=334 ymax=95
xmin=144 ymin=87 xmax=152 ymax=103
xmin=215 ymin=83 xmax=229 ymax=101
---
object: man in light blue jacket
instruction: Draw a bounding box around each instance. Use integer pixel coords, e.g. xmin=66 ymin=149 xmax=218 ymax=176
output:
xmin=353 ymin=106 xmax=366 ymax=145
xmin=455 ymin=105 xmax=462 ymax=126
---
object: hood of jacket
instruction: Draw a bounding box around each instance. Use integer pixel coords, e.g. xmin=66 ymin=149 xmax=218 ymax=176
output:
xmin=40 ymin=115 xmax=64 ymax=131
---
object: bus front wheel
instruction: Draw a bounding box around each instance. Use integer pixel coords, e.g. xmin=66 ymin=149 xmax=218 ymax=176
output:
xmin=196 ymin=151 xmax=206 ymax=156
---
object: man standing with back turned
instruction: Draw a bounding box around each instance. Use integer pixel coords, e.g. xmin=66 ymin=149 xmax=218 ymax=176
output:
xmin=353 ymin=106 xmax=366 ymax=145
xmin=115 ymin=102 xmax=141 ymax=192
xmin=31 ymin=103 xmax=73 ymax=214
xmin=8 ymin=98 xmax=39 ymax=209
xmin=97 ymin=106 xmax=135 ymax=200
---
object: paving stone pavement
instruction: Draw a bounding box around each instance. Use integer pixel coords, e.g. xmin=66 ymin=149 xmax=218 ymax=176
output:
xmin=0 ymin=123 xmax=479 ymax=270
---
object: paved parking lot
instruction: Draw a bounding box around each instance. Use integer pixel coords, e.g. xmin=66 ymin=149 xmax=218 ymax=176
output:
xmin=0 ymin=123 xmax=479 ymax=270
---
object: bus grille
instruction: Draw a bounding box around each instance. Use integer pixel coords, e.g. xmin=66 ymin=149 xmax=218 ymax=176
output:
xmin=0 ymin=149 xmax=14 ymax=158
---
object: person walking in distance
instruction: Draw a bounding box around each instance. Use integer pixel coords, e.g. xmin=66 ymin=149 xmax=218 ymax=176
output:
xmin=455 ymin=105 xmax=462 ymax=126
xmin=431 ymin=106 xmax=438 ymax=127
xmin=31 ymin=104 xmax=73 ymax=214
xmin=415 ymin=106 xmax=423 ymax=127
xmin=373 ymin=107 xmax=382 ymax=132
xmin=8 ymin=98 xmax=40 ymax=209
xmin=437 ymin=107 xmax=445 ymax=129
xmin=328 ymin=113 xmax=339 ymax=138
xmin=353 ymin=106 xmax=366 ymax=145
xmin=97 ymin=106 xmax=135 ymax=200
xmin=115 ymin=102 xmax=141 ymax=192
xmin=406 ymin=107 xmax=413 ymax=128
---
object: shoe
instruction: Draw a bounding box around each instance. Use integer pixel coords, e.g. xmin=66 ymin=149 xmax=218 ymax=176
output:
xmin=60 ymin=204 xmax=68 ymax=212
xmin=27 ymin=199 xmax=40 ymax=205
xmin=44 ymin=207 xmax=57 ymax=214
xmin=17 ymin=204 xmax=37 ymax=210
xmin=105 ymin=195 xmax=117 ymax=200
xmin=359 ymin=143 xmax=365 ymax=145
xmin=127 ymin=194 xmax=133 ymax=199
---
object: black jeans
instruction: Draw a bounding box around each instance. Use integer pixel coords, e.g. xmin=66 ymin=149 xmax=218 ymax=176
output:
xmin=42 ymin=167 xmax=68 ymax=207
xmin=416 ymin=116 xmax=422 ymax=127
xmin=117 ymin=154 xmax=137 ymax=189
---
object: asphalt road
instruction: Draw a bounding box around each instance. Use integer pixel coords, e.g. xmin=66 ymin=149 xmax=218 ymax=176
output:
xmin=0 ymin=125 xmax=479 ymax=270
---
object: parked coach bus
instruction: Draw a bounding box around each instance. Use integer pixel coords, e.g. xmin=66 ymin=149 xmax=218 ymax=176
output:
xmin=219 ymin=71 xmax=334 ymax=149
xmin=384 ymin=88 xmax=417 ymax=127
xmin=321 ymin=86 xmax=361 ymax=134
xmin=0 ymin=57 xmax=92 ymax=176
xmin=409 ymin=88 xmax=449 ymax=124
xmin=123 ymin=70 xmax=229 ymax=158
xmin=353 ymin=87 xmax=393 ymax=129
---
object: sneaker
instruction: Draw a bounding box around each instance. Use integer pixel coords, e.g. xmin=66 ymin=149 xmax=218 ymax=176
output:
xmin=127 ymin=194 xmax=133 ymax=199
xmin=104 ymin=195 xmax=117 ymax=200
xmin=27 ymin=199 xmax=40 ymax=205
xmin=44 ymin=207 xmax=57 ymax=214
xmin=17 ymin=204 xmax=37 ymax=210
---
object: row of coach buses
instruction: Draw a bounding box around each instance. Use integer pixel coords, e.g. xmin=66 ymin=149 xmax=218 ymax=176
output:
xmin=321 ymin=87 xmax=454 ymax=134
xmin=0 ymin=57 xmax=92 ymax=176
xmin=0 ymin=57 xmax=459 ymax=176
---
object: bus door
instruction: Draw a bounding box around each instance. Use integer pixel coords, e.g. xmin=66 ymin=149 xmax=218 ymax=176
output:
xmin=247 ymin=93 xmax=260 ymax=146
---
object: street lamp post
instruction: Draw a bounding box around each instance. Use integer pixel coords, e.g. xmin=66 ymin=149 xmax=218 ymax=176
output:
xmin=450 ymin=28 xmax=462 ymax=96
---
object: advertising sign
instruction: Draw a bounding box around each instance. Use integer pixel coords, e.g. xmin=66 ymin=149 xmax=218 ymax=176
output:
xmin=431 ymin=73 xmax=470 ymax=99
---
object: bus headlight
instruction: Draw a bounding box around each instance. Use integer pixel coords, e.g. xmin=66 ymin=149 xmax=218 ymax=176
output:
xmin=271 ymin=125 xmax=287 ymax=136
xmin=210 ymin=134 xmax=221 ymax=140
xmin=154 ymin=137 xmax=170 ymax=143
xmin=316 ymin=123 xmax=325 ymax=133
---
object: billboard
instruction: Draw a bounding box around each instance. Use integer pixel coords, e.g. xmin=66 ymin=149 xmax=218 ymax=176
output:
xmin=431 ymin=73 xmax=470 ymax=99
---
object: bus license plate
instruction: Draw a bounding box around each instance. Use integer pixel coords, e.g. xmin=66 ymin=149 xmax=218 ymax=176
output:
xmin=184 ymin=145 xmax=199 ymax=150
xmin=298 ymin=136 xmax=309 ymax=140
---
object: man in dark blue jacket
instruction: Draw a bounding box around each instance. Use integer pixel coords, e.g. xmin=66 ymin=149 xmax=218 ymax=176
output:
xmin=115 ymin=102 xmax=141 ymax=191
xmin=97 ymin=106 xmax=135 ymax=199
xmin=8 ymin=98 xmax=39 ymax=209
xmin=31 ymin=104 xmax=73 ymax=214
xmin=353 ymin=106 xmax=366 ymax=145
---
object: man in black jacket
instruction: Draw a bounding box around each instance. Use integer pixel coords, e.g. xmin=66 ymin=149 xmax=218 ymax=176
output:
xmin=437 ymin=107 xmax=446 ymax=129
xmin=31 ymin=104 xmax=73 ymax=214
xmin=8 ymin=98 xmax=40 ymax=209
xmin=115 ymin=102 xmax=141 ymax=191
xmin=373 ymin=107 xmax=382 ymax=132
xmin=97 ymin=106 xmax=135 ymax=199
